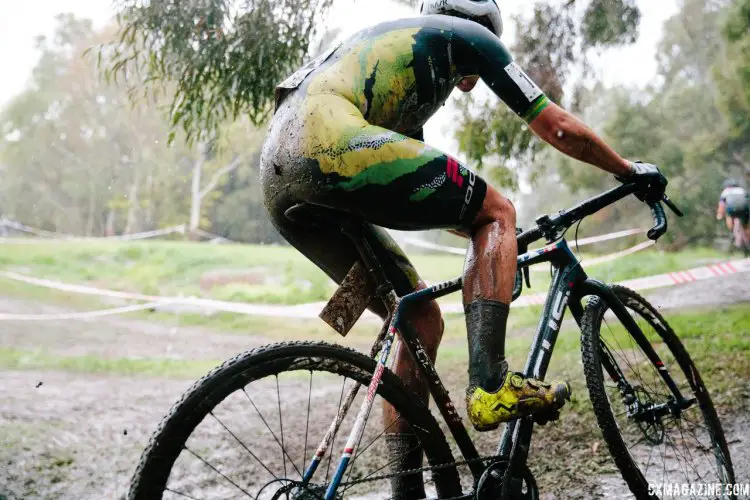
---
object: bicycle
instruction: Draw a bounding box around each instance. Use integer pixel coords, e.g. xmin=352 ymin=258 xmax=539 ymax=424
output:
xmin=128 ymin=181 xmax=736 ymax=499
xmin=726 ymin=214 xmax=750 ymax=257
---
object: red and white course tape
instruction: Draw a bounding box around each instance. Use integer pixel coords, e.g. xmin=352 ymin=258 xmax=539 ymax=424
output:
xmin=0 ymin=258 xmax=747 ymax=321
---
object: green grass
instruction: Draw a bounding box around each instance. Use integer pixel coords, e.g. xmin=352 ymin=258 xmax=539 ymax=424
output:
xmin=437 ymin=303 xmax=750 ymax=409
xmin=0 ymin=348 xmax=220 ymax=379
xmin=0 ymin=239 xmax=729 ymax=306
xmin=437 ymin=303 xmax=750 ymax=493
xmin=2 ymin=302 xmax=746 ymax=397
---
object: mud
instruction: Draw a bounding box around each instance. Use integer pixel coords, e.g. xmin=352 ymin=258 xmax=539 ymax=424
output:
xmin=0 ymin=273 xmax=748 ymax=499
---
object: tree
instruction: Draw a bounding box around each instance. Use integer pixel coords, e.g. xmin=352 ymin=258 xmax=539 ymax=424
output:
xmin=551 ymin=0 xmax=745 ymax=246
xmin=714 ymin=0 xmax=750 ymax=175
xmin=105 ymin=0 xmax=411 ymax=144
xmin=0 ymin=13 xmax=273 ymax=240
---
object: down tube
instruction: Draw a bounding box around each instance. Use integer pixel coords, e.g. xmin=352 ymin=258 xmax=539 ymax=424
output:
xmin=496 ymin=263 xmax=574 ymax=456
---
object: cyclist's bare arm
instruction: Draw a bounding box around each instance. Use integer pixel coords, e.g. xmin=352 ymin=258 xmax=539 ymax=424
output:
xmin=528 ymin=103 xmax=633 ymax=178
xmin=717 ymin=200 xmax=726 ymax=220
xmin=451 ymin=22 xmax=634 ymax=180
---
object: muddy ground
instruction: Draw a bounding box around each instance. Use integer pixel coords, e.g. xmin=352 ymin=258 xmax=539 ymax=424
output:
xmin=0 ymin=274 xmax=748 ymax=499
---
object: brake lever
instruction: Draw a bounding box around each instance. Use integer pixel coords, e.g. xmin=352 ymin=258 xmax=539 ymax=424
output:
xmin=523 ymin=266 xmax=531 ymax=289
xmin=662 ymin=194 xmax=684 ymax=217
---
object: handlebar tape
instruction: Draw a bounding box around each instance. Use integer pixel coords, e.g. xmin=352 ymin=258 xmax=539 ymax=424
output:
xmin=647 ymin=202 xmax=667 ymax=241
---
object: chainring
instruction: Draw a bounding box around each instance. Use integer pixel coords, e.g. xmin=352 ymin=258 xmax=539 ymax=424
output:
xmin=475 ymin=460 xmax=538 ymax=500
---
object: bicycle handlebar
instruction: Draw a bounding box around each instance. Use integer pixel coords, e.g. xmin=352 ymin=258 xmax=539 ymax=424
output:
xmin=647 ymin=201 xmax=667 ymax=240
xmin=517 ymin=182 xmax=683 ymax=247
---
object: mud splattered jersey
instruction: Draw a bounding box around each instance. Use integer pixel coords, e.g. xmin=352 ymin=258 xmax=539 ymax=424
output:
xmin=275 ymin=15 xmax=551 ymax=137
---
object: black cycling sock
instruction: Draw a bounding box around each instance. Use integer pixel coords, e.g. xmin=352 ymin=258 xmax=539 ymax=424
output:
xmin=385 ymin=433 xmax=426 ymax=499
xmin=465 ymin=298 xmax=510 ymax=393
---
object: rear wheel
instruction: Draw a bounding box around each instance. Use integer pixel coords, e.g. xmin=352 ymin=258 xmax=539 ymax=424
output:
xmin=128 ymin=341 xmax=463 ymax=499
xmin=581 ymin=286 xmax=735 ymax=499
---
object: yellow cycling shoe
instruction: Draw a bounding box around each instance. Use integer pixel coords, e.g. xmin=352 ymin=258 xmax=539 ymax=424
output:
xmin=466 ymin=372 xmax=571 ymax=431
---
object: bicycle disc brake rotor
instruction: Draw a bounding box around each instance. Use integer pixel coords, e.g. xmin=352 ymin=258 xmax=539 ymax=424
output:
xmin=475 ymin=460 xmax=538 ymax=500
xmin=633 ymin=387 xmax=665 ymax=445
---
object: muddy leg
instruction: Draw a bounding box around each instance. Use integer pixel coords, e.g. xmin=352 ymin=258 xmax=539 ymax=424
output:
xmin=463 ymin=187 xmax=517 ymax=392
xmin=383 ymin=286 xmax=443 ymax=499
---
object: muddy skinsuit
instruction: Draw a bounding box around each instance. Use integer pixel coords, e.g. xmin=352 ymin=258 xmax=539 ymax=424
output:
xmin=261 ymin=14 xmax=549 ymax=303
xmin=259 ymin=14 xmax=550 ymax=498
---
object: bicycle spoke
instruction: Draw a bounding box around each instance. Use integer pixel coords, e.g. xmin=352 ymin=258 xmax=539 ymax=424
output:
xmin=276 ymin=375 xmax=288 ymax=487
xmin=667 ymin=420 xmax=710 ymax=482
xmin=326 ymin=376 xmax=348 ymax=483
xmin=352 ymin=415 xmax=402 ymax=465
xmin=209 ymin=411 xmax=278 ymax=480
xmin=676 ymin=416 xmax=725 ymax=477
xmin=303 ymin=370 xmax=312 ymax=476
xmin=602 ymin=327 xmax=673 ymax=402
xmin=184 ymin=446 xmax=255 ymax=498
xmin=348 ymin=443 xmax=423 ymax=485
xmin=644 ymin=438 xmax=656 ymax=477
xmin=343 ymin=392 xmax=377 ymax=486
xmin=607 ymin=310 xmax=670 ymax=399
xmin=165 ymin=487 xmax=204 ymax=500
xmin=242 ymin=388 xmax=301 ymax=479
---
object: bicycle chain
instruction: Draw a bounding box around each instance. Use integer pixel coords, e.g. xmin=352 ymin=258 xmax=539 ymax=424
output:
xmin=339 ymin=453 xmax=504 ymax=487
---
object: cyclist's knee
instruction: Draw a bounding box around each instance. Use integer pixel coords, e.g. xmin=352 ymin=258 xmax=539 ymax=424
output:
xmin=472 ymin=186 xmax=516 ymax=230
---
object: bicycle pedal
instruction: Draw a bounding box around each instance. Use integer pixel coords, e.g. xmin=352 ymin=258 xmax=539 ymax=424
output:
xmin=531 ymin=408 xmax=560 ymax=426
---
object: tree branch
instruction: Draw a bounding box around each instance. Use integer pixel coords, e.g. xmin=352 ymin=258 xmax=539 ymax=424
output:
xmin=198 ymin=156 xmax=242 ymax=200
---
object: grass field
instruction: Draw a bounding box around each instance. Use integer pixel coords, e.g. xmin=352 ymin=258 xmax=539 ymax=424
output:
xmin=0 ymin=238 xmax=729 ymax=306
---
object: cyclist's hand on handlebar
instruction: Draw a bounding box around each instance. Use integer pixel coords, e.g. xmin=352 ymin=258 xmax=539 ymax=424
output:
xmin=616 ymin=161 xmax=668 ymax=203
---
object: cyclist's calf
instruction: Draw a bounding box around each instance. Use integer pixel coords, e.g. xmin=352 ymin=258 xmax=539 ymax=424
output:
xmin=385 ymin=287 xmax=443 ymax=433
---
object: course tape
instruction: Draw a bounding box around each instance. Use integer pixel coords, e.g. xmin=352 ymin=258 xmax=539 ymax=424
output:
xmin=0 ymin=271 xmax=325 ymax=320
xmin=0 ymin=219 xmax=187 ymax=241
xmin=1 ymin=258 xmax=748 ymax=321
xmin=0 ymin=301 xmax=173 ymax=321
xmin=403 ymin=228 xmax=645 ymax=256
xmin=439 ymin=256 xmax=750 ymax=314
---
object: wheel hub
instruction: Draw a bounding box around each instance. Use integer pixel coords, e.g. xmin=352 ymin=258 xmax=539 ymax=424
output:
xmin=631 ymin=387 xmax=665 ymax=445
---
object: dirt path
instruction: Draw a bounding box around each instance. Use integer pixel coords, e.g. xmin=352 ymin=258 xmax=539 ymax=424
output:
xmin=0 ymin=370 xmax=186 ymax=500
xmin=0 ymin=273 xmax=748 ymax=499
xmin=644 ymin=269 xmax=750 ymax=310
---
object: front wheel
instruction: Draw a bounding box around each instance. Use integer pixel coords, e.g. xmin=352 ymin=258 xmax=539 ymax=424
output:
xmin=128 ymin=341 xmax=463 ymax=499
xmin=581 ymin=286 xmax=735 ymax=499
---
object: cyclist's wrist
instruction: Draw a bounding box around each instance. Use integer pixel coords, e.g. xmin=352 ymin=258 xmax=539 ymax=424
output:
xmin=622 ymin=160 xmax=636 ymax=177
xmin=613 ymin=159 xmax=635 ymax=181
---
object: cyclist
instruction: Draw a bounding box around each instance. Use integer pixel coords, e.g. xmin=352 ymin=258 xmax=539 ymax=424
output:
xmin=260 ymin=0 xmax=667 ymax=495
xmin=716 ymin=178 xmax=749 ymax=244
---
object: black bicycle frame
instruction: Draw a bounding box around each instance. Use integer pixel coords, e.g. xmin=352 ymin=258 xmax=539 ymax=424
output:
xmin=365 ymin=234 xmax=691 ymax=491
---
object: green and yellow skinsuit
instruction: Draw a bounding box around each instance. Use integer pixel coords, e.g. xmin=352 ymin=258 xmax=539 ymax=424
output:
xmin=261 ymin=14 xmax=550 ymax=298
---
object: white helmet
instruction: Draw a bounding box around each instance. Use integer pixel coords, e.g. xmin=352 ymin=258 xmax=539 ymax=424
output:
xmin=419 ymin=0 xmax=503 ymax=38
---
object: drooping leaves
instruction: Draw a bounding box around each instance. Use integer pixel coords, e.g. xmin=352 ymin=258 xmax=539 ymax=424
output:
xmin=105 ymin=0 xmax=334 ymax=143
